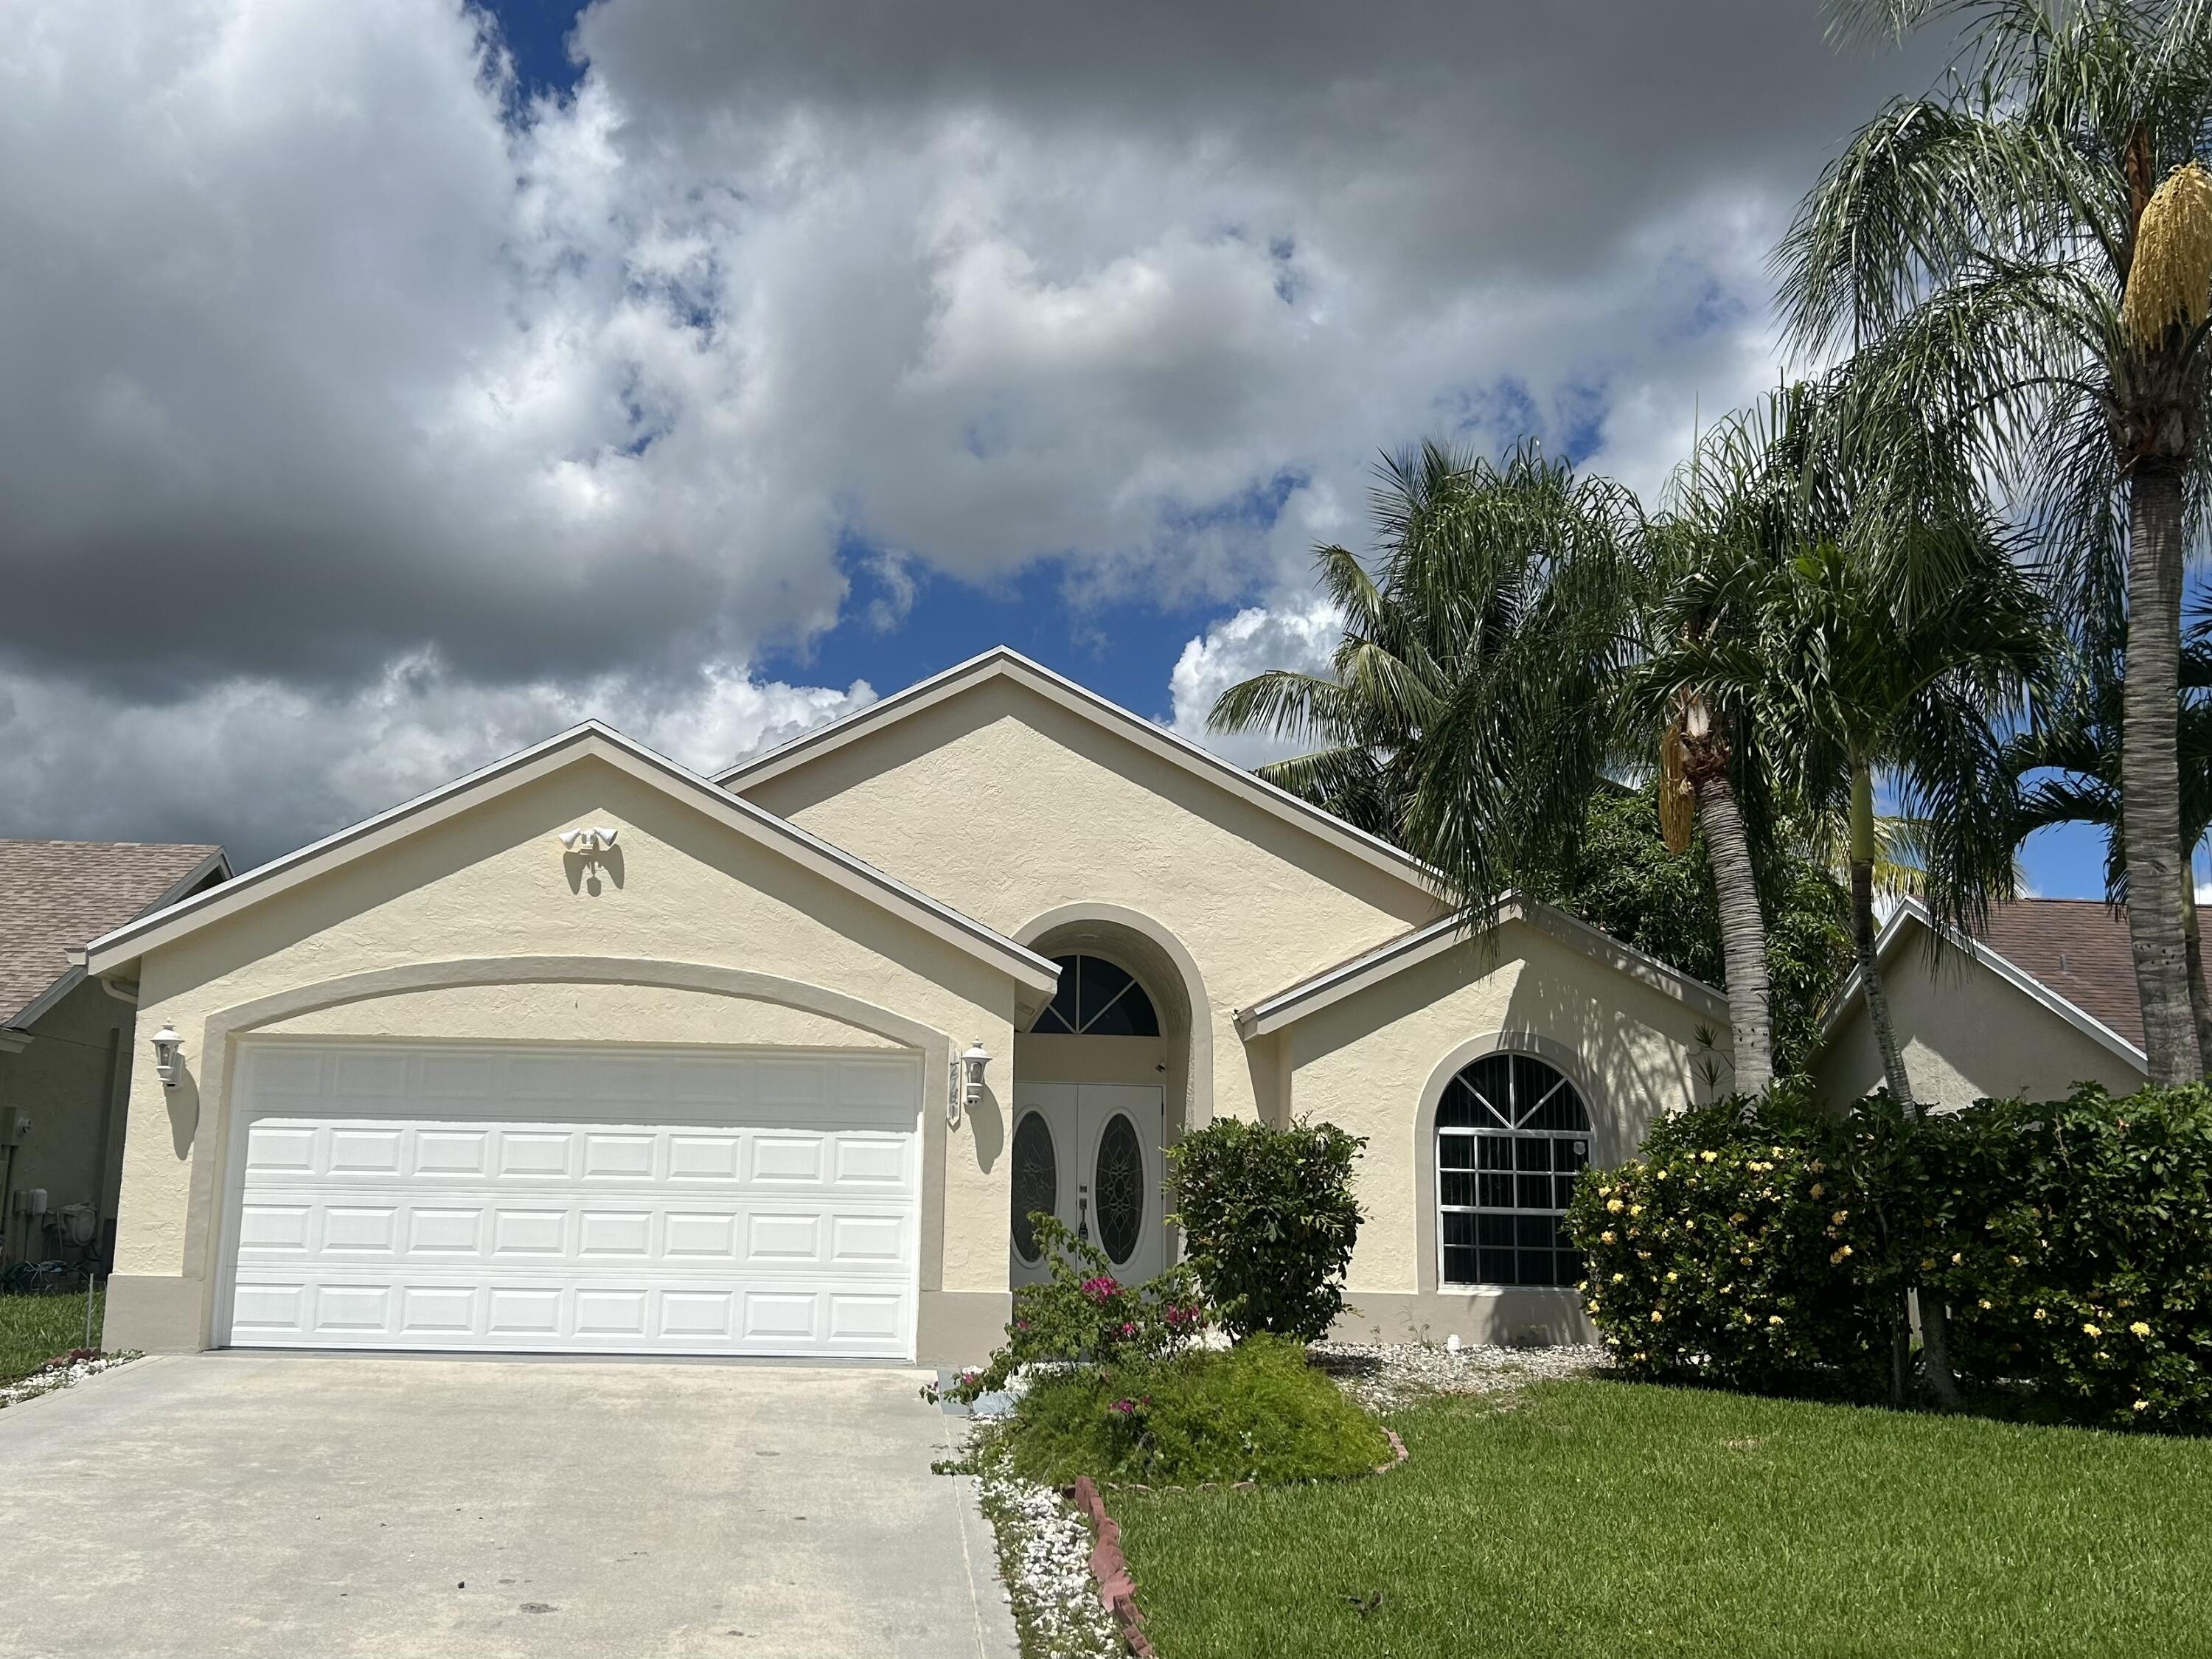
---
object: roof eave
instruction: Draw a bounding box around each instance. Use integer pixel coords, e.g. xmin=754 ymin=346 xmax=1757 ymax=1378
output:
xmin=86 ymin=723 xmax=1057 ymax=998
xmin=717 ymin=646 xmax=1445 ymax=899
xmin=1235 ymin=896 xmax=1731 ymax=1039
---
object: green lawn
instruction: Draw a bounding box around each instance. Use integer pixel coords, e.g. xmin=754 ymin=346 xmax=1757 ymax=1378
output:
xmin=0 ymin=1291 xmax=103 ymax=1387
xmin=1112 ymin=1379 xmax=2212 ymax=1659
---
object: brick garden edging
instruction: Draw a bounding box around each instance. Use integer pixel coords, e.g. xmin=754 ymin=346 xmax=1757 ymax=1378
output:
xmin=1065 ymin=1425 xmax=1410 ymax=1655
xmin=1068 ymin=1476 xmax=1156 ymax=1659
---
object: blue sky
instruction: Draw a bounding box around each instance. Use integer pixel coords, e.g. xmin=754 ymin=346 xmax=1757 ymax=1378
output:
xmin=0 ymin=0 xmax=2152 ymax=901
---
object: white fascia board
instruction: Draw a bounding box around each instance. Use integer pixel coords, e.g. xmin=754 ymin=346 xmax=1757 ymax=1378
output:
xmin=717 ymin=647 xmax=1444 ymax=899
xmin=1818 ymin=899 xmax=2148 ymax=1072
xmin=1235 ymin=896 xmax=1730 ymax=1039
xmin=86 ymin=723 xmax=1058 ymax=998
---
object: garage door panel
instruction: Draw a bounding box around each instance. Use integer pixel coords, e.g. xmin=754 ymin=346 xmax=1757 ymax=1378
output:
xmin=226 ymin=1043 xmax=919 ymax=1357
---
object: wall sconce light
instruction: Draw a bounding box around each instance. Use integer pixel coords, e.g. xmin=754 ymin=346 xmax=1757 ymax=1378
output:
xmin=556 ymin=826 xmax=621 ymax=854
xmin=949 ymin=1040 xmax=990 ymax=1125
xmin=150 ymin=1023 xmax=184 ymax=1089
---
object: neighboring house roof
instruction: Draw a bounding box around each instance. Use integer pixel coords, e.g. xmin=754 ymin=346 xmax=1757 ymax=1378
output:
xmin=716 ymin=646 xmax=1443 ymax=900
xmin=0 ymin=841 xmax=231 ymax=1034
xmin=1237 ymin=896 xmax=1731 ymax=1038
xmin=83 ymin=723 xmax=1060 ymax=999
xmin=1820 ymin=897 xmax=2148 ymax=1072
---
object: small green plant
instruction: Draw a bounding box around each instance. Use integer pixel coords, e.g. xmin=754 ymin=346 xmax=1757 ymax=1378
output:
xmin=1166 ymin=1116 xmax=1365 ymax=1343
xmin=928 ymin=1214 xmax=1208 ymax=1408
xmin=1002 ymin=1334 xmax=1393 ymax=1486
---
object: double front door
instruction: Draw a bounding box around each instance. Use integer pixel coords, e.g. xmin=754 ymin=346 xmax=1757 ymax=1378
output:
xmin=1009 ymin=1083 xmax=1165 ymax=1287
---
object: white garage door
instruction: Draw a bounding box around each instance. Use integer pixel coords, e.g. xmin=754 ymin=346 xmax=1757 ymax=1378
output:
xmin=220 ymin=1042 xmax=921 ymax=1359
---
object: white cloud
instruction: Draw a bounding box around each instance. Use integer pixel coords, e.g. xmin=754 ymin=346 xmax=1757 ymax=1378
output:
xmin=1166 ymin=597 xmax=1344 ymax=766
xmin=0 ymin=658 xmax=870 ymax=867
xmin=0 ymin=0 xmax=1935 ymax=852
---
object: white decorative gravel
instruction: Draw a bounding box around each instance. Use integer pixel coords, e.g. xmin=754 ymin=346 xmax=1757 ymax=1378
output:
xmin=1312 ymin=1340 xmax=1607 ymax=1412
xmin=0 ymin=1352 xmax=133 ymax=1409
xmin=975 ymin=1464 xmax=1121 ymax=1659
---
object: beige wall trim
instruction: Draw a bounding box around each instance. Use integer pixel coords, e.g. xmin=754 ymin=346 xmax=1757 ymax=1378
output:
xmin=717 ymin=647 xmax=1441 ymax=899
xmin=917 ymin=1290 xmax=1013 ymax=1366
xmin=1331 ymin=1290 xmax=1593 ymax=1349
xmin=105 ymin=1273 xmax=206 ymax=1353
xmin=85 ymin=726 xmax=1058 ymax=999
xmin=1014 ymin=902 xmax=1214 ymax=1130
xmin=1820 ymin=900 xmax=2148 ymax=1071
xmin=1411 ymin=1029 xmax=1599 ymax=1298
xmin=175 ymin=956 xmax=957 ymax=1349
xmin=1239 ymin=900 xmax=1729 ymax=1038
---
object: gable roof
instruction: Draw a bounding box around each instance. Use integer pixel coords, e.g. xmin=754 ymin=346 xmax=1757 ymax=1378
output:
xmin=1236 ymin=895 xmax=1731 ymax=1038
xmin=1820 ymin=897 xmax=2147 ymax=1072
xmin=716 ymin=646 xmax=1442 ymax=898
xmin=0 ymin=841 xmax=230 ymax=1031
xmin=85 ymin=723 xmax=1060 ymax=998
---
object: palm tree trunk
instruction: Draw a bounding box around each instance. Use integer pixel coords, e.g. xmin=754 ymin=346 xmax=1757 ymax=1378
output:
xmin=2122 ymin=459 xmax=2202 ymax=1084
xmin=1690 ymin=763 xmax=1773 ymax=1094
xmin=2183 ymin=871 xmax=2212 ymax=1081
xmin=1848 ymin=762 xmax=1915 ymax=1109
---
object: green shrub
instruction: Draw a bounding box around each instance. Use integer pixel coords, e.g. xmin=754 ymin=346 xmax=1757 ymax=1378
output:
xmin=931 ymin=1214 xmax=1208 ymax=1406
xmin=1566 ymin=1092 xmax=1896 ymax=1397
xmin=1002 ymin=1334 xmax=1393 ymax=1486
xmin=1925 ymin=1083 xmax=2212 ymax=1431
xmin=1165 ymin=1117 xmax=1365 ymax=1343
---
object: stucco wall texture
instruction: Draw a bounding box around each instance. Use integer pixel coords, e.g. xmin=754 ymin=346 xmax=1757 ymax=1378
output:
xmin=742 ymin=680 xmax=1447 ymax=1129
xmin=1818 ymin=934 xmax=2144 ymax=1110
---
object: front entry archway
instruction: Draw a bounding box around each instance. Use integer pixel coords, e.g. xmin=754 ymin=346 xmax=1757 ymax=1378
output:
xmin=1009 ymin=922 xmax=1193 ymax=1288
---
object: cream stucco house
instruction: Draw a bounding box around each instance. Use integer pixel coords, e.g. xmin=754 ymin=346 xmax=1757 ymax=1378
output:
xmin=91 ymin=649 xmax=1728 ymax=1365
xmin=1815 ymin=896 xmax=2147 ymax=1110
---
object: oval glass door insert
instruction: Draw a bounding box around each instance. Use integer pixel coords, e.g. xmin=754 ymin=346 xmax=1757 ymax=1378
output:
xmin=1093 ymin=1112 xmax=1144 ymax=1265
xmin=1010 ymin=1112 xmax=1057 ymax=1264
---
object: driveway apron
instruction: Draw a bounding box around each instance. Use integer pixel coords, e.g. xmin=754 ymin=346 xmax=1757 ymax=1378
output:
xmin=0 ymin=1353 xmax=1017 ymax=1658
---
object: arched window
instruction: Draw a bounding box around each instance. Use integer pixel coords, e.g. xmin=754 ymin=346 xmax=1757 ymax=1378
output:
xmin=1436 ymin=1053 xmax=1590 ymax=1288
xmin=1029 ymin=955 xmax=1160 ymax=1036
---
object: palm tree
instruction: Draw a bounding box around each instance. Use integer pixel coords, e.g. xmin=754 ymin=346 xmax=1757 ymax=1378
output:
xmin=1761 ymin=539 xmax=2050 ymax=1112
xmin=1208 ymin=439 xmax=1643 ymax=907
xmin=2007 ymin=618 xmax=2212 ymax=1062
xmin=1779 ymin=0 xmax=2212 ymax=1083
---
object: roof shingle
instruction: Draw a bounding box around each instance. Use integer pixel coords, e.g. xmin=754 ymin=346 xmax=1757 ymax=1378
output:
xmin=0 ymin=841 xmax=225 ymax=1027
xmin=1976 ymin=898 xmax=2143 ymax=1048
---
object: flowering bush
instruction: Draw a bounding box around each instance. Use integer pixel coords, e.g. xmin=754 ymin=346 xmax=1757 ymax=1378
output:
xmin=1165 ymin=1116 xmax=1366 ymax=1343
xmin=1565 ymin=1092 xmax=1896 ymax=1398
xmin=1922 ymin=1084 xmax=2212 ymax=1431
xmin=929 ymin=1214 xmax=1208 ymax=1407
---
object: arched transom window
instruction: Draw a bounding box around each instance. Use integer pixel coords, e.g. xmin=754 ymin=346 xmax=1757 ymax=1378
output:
xmin=1029 ymin=955 xmax=1160 ymax=1037
xmin=1437 ymin=1053 xmax=1590 ymax=1288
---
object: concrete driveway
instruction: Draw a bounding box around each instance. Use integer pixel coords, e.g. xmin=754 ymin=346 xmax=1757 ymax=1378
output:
xmin=0 ymin=1353 xmax=1017 ymax=1658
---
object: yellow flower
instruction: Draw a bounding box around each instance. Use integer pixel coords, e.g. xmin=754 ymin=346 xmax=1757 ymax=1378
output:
xmin=2131 ymin=1321 xmax=2152 ymax=1338
xmin=1952 ymin=1252 xmax=1964 ymax=1266
xmin=2096 ymin=1351 xmax=2111 ymax=1361
xmin=2033 ymin=1308 xmax=2048 ymax=1321
xmin=2083 ymin=1322 xmax=2102 ymax=1338
xmin=1650 ymin=1310 xmax=1664 ymax=1324
xmin=1629 ymin=1204 xmax=1644 ymax=1217
xmin=1978 ymin=1298 xmax=1992 ymax=1310
xmin=1665 ymin=1270 xmax=1679 ymax=1283
xmin=1699 ymin=1150 xmax=1718 ymax=1164
xmin=1831 ymin=1209 xmax=1849 ymax=1225
xmin=1809 ymin=1182 xmax=1826 ymax=1198
xmin=1831 ymin=1246 xmax=1854 ymax=1265
xmin=1607 ymin=1198 xmax=1625 ymax=1214
xmin=1600 ymin=1231 xmax=1617 ymax=1245
xmin=1731 ymin=1212 xmax=1750 ymax=1225
xmin=1767 ymin=1315 xmax=1784 ymax=1326
xmin=2134 ymin=1400 xmax=2152 ymax=1413
xmin=1611 ymin=1272 xmax=1627 ymax=1284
